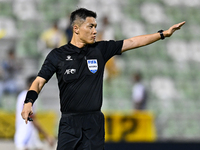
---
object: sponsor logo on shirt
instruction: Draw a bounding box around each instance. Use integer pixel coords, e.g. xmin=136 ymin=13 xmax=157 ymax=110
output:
xmin=87 ymin=59 xmax=98 ymax=73
xmin=66 ymin=55 xmax=72 ymax=61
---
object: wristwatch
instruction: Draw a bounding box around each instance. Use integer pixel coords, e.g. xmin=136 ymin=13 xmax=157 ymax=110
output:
xmin=157 ymin=30 xmax=165 ymax=40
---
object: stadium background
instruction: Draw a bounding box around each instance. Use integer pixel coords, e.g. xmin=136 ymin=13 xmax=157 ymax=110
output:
xmin=0 ymin=0 xmax=200 ymax=149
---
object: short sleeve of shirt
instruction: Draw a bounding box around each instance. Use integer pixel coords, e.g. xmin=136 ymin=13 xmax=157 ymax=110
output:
xmin=99 ymin=40 xmax=123 ymax=62
xmin=37 ymin=50 xmax=58 ymax=82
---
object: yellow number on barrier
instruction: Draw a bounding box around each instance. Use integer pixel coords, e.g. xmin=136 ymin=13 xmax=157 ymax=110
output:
xmin=104 ymin=112 xmax=156 ymax=142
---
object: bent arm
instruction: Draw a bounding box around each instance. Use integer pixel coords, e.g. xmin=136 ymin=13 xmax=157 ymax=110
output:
xmin=21 ymin=76 xmax=46 ymax=124
xmin=29 ymin=76 xmax=46 ymax=93
xmin=121 ymin=21 xmax=185 ymax=53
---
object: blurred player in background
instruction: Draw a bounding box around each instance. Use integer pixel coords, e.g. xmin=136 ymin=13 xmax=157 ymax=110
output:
xmin=21 ymin=8 xmax=185 ymax=150
xmin=14 ymin=75 xmax=54 ymax=150
xmin=132 ymin=72 xmax=148 ymax=110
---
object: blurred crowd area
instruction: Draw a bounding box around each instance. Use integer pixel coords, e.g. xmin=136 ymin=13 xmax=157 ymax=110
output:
xmin=0 ymin=0 xmax=200 ymax=141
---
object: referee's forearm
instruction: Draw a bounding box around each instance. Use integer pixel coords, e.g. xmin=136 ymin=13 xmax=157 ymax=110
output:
xmin=29 ymin=76 xmax=46 ymax=94
xmin=122 ymin=33 xmax=161 ymax=52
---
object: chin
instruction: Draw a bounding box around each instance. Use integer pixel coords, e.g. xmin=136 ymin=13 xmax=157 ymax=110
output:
xmin=87 ymin=40 xmax=95 ymax=44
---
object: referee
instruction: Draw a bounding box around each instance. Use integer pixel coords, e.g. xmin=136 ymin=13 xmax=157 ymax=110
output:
xmin=21 ymin=8 xmax=185 ymax=150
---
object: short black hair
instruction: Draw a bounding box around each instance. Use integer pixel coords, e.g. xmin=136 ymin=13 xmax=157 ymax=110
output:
xmin=70 ymin=8 xmax=97 ymax=27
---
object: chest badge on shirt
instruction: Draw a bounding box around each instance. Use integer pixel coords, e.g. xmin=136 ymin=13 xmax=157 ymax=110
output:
xmin=87 ymin=59 xmax=98 ymax=73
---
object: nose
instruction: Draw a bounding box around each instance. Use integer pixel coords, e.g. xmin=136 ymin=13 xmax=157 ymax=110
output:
xmin=93 ymin=27 xmax=97 ymax=35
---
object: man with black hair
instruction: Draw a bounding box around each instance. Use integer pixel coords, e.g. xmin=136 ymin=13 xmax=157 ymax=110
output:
xmin=21 ymin=8 xmax=185 ymax=150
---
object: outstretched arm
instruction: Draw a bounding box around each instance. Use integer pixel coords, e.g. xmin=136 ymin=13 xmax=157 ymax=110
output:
xmin=21 ymin=76 xmax=46 ymax=124
xmin=121 ymin=21 xmax=185 ymax=53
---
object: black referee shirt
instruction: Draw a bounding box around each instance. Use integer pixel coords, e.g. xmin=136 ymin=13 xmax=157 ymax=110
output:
xmin=38 ymin=40 xmax=123 ymax=113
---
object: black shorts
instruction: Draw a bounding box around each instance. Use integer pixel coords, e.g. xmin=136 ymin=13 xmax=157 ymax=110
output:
xmin=57 ymin=111 xmax=105 ymax=150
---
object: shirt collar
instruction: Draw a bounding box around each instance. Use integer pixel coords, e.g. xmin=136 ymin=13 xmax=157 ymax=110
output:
xmin=68 ymin=41 xmax=88 ymax=53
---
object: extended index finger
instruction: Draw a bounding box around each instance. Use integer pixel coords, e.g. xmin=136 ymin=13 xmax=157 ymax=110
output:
xmin=21 ymin=111 xmax=29 ymax=124
xmin=21 ymin=102 xmax=33 ymax=124
xmin=177 ymin=21 xmax=186 ymax=28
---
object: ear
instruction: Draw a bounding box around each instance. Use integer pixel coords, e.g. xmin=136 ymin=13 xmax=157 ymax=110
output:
xmin=73 ymin=25 xmax=79 ymax=34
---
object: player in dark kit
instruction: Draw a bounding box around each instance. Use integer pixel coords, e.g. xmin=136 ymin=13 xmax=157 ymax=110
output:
xmin=21 ymin=8 xmax=185 ymax=150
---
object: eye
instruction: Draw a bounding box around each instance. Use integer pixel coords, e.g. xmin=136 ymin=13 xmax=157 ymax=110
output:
xmin=89 ymin=24 xmax=94 ymax=28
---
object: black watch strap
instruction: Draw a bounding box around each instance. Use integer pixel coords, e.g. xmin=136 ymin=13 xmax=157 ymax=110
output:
xmin=158 ymin=30 xmax=165 ymax=40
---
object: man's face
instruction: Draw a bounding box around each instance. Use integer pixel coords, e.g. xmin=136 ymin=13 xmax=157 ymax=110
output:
xmin=78 ymin=17 xmax=97 ymax=44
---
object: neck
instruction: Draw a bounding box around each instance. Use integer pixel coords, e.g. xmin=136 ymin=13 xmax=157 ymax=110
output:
xmin=70 ymin=36 xmax=86 ymax=48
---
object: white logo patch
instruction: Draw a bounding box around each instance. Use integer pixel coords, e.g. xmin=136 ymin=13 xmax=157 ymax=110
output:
xmin=87 ymin=59 xmax=98 ymax=73
xmin=64 ymin=69 xmax=76 ymax=75
xmin=66 ymin=55 xmax=72 ymax=61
